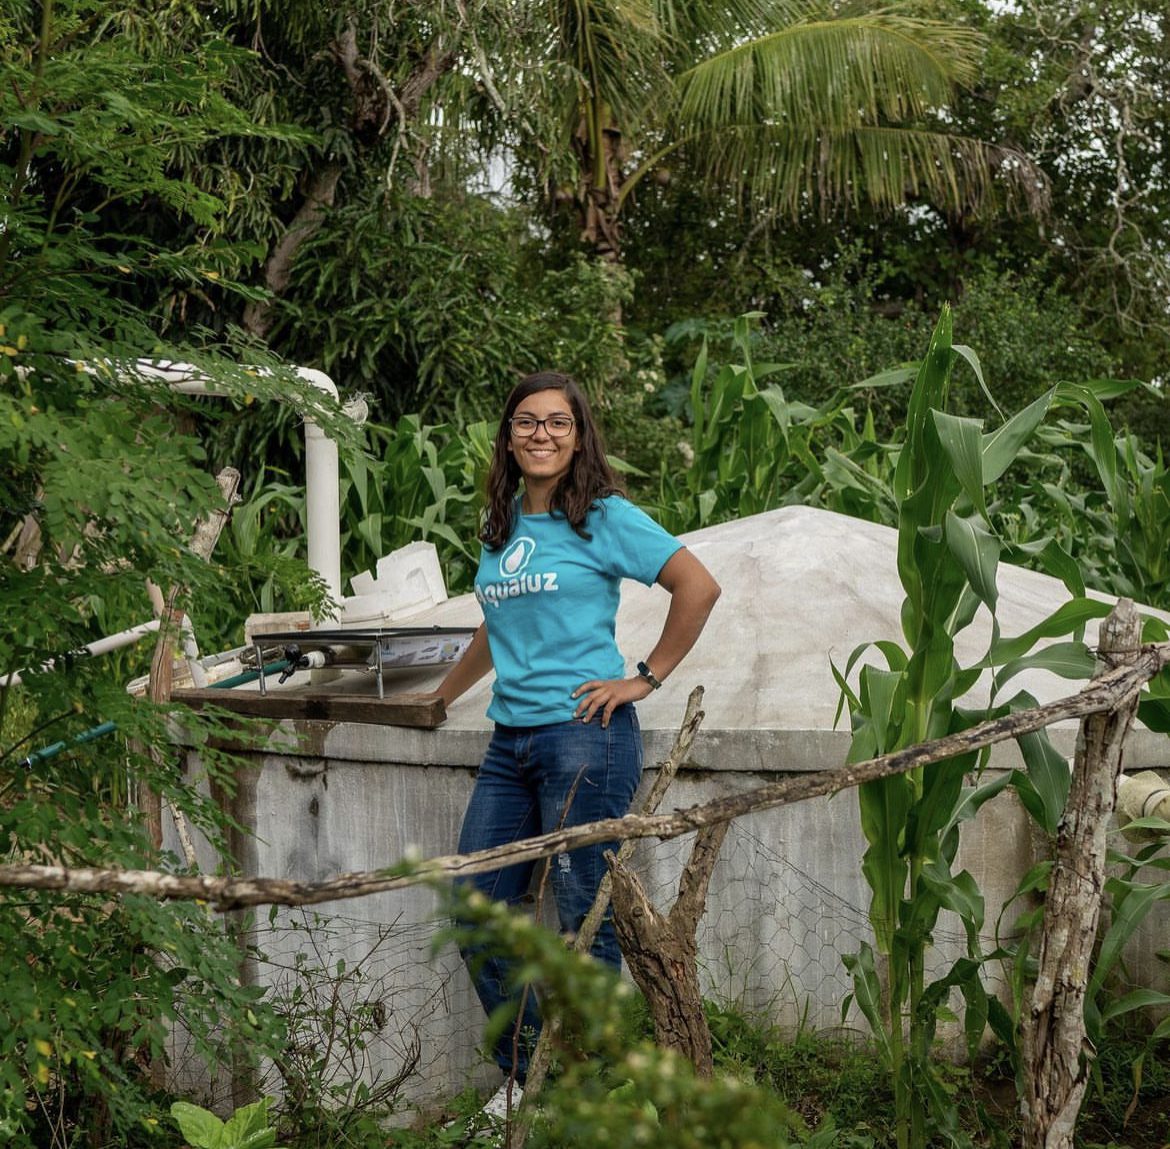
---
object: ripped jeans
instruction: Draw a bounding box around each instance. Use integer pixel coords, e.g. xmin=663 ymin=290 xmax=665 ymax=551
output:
xmin=455 ymin=705 xmax=643 ymax=1082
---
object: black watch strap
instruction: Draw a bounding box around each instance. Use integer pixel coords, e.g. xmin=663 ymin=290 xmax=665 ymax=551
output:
xmin=637 ymin=661 xmax=662 ymax=690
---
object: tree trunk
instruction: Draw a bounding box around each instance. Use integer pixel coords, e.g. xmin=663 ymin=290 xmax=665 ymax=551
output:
xmin=242 ymin=23 xmax=458 ymax=339
xmin=242 ymin=166 xmax=342 ymax=340
xmin=1020 ymin=599 xmax=1143 ymax=1148
xmin=573 ymin=102 xmax=626 ymax=325
xmin=608 ymin=819 xmax=729 ymax=1076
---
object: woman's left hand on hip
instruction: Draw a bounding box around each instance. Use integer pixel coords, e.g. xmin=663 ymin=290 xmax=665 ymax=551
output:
xmin=571 ymin=676 xmax=654 ymax=727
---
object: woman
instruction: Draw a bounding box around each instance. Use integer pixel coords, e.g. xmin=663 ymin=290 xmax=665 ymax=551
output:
xmin=431 ymin=370 xmax=720 ymax=1113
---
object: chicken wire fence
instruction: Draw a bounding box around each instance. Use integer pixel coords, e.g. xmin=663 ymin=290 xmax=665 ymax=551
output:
xmin=167 ymin=814 xmax=993 ymax=1114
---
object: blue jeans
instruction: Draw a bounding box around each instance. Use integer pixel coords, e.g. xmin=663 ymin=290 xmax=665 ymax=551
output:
xmin=455 ymin=705 xmax=643 ymax=1082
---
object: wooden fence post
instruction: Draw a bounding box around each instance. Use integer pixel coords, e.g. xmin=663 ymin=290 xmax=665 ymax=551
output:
xmin=140 ymin=467 xmax=240 ymax=850
xmin=607 ymin=819 xmax=729 ymax=1076
xmin=1020 ymin=598 xmax=1143 ymax=1148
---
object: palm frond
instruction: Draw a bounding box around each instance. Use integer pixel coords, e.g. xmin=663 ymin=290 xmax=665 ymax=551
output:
xmin=552 ymin=0 xmax=671 ymax=127
xmin=651 ymin=0 xmax=788 ymax=55
xmin=677 ymin=14 xmax=985 ymax=133
xmin=698 ymin=122 xmax=1049 ymax=219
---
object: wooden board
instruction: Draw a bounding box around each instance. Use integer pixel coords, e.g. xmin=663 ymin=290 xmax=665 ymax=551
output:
xmin=173 ymin=687 xmax=446 ymax=729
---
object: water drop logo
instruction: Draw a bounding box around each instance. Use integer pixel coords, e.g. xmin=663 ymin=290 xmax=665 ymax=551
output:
xmin=499 ymin=536 xmax=536 ymax=578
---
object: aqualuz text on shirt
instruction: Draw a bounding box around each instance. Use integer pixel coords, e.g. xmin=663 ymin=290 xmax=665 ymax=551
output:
xmin=475 ymin=571 xmax=560 ymax=609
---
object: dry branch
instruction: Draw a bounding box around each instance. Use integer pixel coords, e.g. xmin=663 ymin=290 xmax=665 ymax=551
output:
xmin=1021 ymin=601 xmax=1145 ymax=1148
xmin=609 ymin=819 xmax=729 ymax=1076
xmin=2 ymin=643 xmax=1167 ymax=911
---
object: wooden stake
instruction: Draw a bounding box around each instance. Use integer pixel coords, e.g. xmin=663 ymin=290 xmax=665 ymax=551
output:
xmin=1020 ymin=599 xmax=1143 ymax=1149
xmin=141 ymin=467 xmax=240 ymax=849
xmin=608 ymin=819 xmax=729 ymax=1076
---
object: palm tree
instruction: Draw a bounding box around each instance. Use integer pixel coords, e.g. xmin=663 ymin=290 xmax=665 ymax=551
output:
xmin=519 ymin=0 xmax=1044 ymax=265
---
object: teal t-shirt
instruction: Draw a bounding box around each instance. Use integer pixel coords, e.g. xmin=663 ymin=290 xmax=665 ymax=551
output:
xmin=474 ymin=495 xmax=682 ymax=726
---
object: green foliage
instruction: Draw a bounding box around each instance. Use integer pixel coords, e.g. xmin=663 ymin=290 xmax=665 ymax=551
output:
xmin=706 ymin=1002 xmax=890 ymax=1140
xmin=273 ymin=194 xmax=632 ymax=424
xmin=172 ymin=1097 xmax=287 ymax=1149
xmin=651 ymin=313 xmax=897 ymax=535
xmin=1081 ymin=1034 xmax=1170 ymax=1143
xmin=340 ymin=415 xmax=494 ymax=595
xmin=0 ymin=0 xmax=302 ymax=332
xmin=1 ymin=0 xmax=344 ymax=652
xmin=962 ymin=0 xmax=1170 ymax=384
xmin=1013 ymin=419 xmax=1170 ymax=611
xmin=0 ymin=5 xmax=322 ymax=1143
xmin=654 ymin=251 xmax=1118 ymax=435
xmin=4 ymin=11 xmax=1169 ymax=1148
xmin=205 ymin=474 xmax=333 ymax=632
xmin=218 ymin=410 xmax=496 ymax=613
xmin=257 ymin=295 xmax=1170 ymax=655
xmin=0 ymin=707 xmax=285 ymax=1147
xmin=995 ymin=806 xmax=1170 ymax=1120
xmin=203 ymin=191 xmax=634 ymax=504
xmin=831 ymin=307 xmax=1146 ymax=1149
xmin=438 ymin=887 xmax=826 ymax=1149
xmin=612 ymin=0 xmax=1170 ymax=424
xmin=518 ymin=0 xmax=1037 ymax=271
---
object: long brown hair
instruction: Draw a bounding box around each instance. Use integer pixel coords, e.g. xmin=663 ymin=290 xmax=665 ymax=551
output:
xmin=480 ymin=372 xmax=624 ymax=550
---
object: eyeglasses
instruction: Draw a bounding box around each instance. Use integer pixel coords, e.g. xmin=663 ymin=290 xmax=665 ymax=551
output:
xmin=508 ymin=415 xmax=575 ymax=438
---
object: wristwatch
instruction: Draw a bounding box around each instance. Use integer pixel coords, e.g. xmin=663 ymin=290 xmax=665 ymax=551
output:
xmin=636 ymin=661 xmax=662 ymax=690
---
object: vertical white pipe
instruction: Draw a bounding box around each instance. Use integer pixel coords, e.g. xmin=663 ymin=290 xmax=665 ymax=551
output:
xmin=159 ymin=362 xmax=346 ymax=614
xmin=304 ymin=418 xmax=341 ymax=610
xmin=293 ymin=367 xmax=343 ymax=612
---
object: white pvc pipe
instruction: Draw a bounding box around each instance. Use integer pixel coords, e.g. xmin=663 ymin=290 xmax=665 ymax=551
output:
xmin=85 ymin=619 xmax=163 ymax=657
xmin=2 ymin=619 xmax=162 ymax=688
xmin=142 ymin=360 xmax=346 ymax=607
xmin=296 ymin=368 xmax=343 ymax=609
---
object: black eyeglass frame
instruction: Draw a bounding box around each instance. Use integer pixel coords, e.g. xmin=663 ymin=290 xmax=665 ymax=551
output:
xmin=507 ymin=415 xmax=576 ymax=438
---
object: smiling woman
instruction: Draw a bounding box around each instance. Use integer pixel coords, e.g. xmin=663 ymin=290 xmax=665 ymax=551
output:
xmin=507 ymin=388 xmax=580 ymax=501
xmin=424 ymin=370 xmax=721 ymax=1115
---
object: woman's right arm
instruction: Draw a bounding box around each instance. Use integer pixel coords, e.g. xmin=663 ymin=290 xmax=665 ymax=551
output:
xmin=432 ymin=623 xmax=492 ymax=712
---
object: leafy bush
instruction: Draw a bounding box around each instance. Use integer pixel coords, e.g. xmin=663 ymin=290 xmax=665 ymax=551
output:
xmin=656 ymin=250 xmax=1118 ymax=438
xmin=0 ymin=6 xmax=320 ymax=1142
xmin=273 ymin=193 xmax=632 ymax=424
xmin=0 ymin=341 xmax=294 ymax=1145
xmin=435 ymin=888 xmax=835 ymax=1149
xmin=172 ymin=1096 xmax=287 ymax=1149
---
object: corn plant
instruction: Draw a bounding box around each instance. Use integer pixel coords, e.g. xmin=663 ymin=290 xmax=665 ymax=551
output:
xmin=222 ymin=414 xmax=493 ymax=630
xmin=832 ymin=307 xmax=1127 ymax=1149
xmin=655 ymin=313 xmax=899 ymax=534
xmin=341 ymin=414 xmax=493 ymax=593
xmin=1015 ymin=418 xmax=1170 ymax=614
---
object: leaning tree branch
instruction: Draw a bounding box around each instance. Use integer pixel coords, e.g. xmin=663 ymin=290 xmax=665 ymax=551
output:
xmin=2 ymin=644 xmax=1167 ymax=911
xmin=242 ymin=17 xmax=461 ymax=338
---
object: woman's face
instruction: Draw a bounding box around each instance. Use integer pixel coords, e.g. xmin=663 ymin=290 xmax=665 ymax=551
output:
xmin=506 ymin=388 xmax=580 ymax=488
